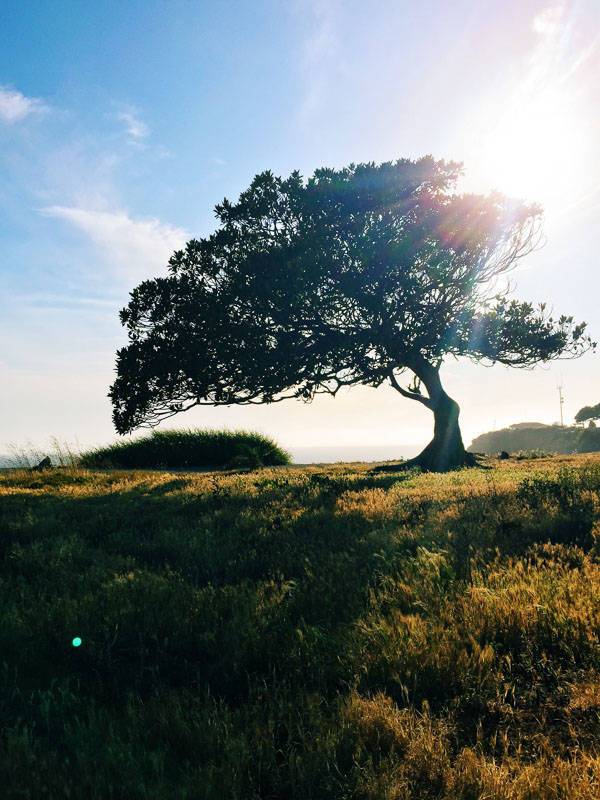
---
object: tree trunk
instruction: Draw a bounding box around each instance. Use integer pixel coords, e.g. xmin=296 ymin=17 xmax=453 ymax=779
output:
xmin=376 ymin=357 xmax=477 ymax=473
xmin=411 ymin=390 xmax=475 ymax=471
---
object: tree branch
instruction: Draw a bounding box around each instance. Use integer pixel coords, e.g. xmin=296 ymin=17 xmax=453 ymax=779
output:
xmin=388 ymin=369 xmax=434 ymax=409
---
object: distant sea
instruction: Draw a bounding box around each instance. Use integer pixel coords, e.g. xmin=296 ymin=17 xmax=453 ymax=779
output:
xmin=288 ymin=445 xmax=419 ymax=464
xmin=0 ymin=446 xmax=418 ymax=468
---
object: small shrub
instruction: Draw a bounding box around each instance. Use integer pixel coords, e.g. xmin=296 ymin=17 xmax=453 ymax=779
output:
xmin=78 ymin=429 xmax=291 ymax=470
xmin=513 ymin=449 xmax=553 ymax=460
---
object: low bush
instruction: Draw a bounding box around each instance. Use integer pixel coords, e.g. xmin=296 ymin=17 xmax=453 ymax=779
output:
xmin=513 ymin=448 xmax=553 ymax=460
xmin=78 ymin=428 xmax=291 ymax=470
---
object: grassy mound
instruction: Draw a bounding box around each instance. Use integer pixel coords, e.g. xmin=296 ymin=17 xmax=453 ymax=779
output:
xmin=1 ymin=455 xmax=600 ymax=797
xmin=79 ymin=428 xmax=291 ymax=470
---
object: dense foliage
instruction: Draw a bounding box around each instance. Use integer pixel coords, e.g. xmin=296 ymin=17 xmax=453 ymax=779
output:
xmin=78 ymin=429 xmax=290 ymax=470
xmin=470 ymin=423 xmax=600 ymax=455
xmin=2 ymin=455 xmax=600 ymax=798
xmin=576 ymin=402 xmax=600 ymax=424
xmin=110 ymin=158 xmax=593 ymax=470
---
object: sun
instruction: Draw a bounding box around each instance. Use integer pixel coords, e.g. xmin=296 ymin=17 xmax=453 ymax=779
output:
xmin=475 ymin=86 xmax=586 ymax=211
xmin=467 ymin=5 xmax=593 ymax=214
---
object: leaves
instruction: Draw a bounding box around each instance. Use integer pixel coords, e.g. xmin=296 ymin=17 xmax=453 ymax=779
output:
xmin=575 ymin=402 xmax=600 ymax=424
xmin=110 ymin=158 xmax=593 ymax=433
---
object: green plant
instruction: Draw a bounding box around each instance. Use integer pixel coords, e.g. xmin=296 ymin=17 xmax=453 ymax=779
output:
xmin=78 ymin=428 xmax=290 ymax=470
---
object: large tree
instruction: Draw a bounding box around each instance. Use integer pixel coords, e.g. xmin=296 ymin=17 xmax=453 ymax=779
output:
xmin=110 ymin=158 xmax=594 ymax=471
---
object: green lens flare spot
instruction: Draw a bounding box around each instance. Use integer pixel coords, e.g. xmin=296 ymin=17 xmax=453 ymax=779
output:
xmin=72 ymin=637 xmax=82 ymax=647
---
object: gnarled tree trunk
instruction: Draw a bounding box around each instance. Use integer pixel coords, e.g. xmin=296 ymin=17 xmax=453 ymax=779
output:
xmin=411 ymin=389 xmax=475 ymax=471
xmin=378 ymin=356 xmax=476 ymax=473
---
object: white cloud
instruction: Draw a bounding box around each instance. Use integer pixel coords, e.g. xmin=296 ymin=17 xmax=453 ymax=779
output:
xmin=41 ymin=206 xmax=188 ymax=281
xmin=0 ymin=86 xmax=48 ymax=123
xmin=116 ymin=108 xmax=150 ymax=143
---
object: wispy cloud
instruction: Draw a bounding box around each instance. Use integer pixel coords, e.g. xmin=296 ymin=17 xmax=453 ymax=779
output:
xmin=115 ymin=107 xmax=150 ymax=144
xmin=296 ymin=0 xmax=343 ymax=124
xmin=528 ymin=3 xmax=599 ymax=86
xmin=531 ymin=4 xmax=563 ymax=36
xmin=0 ymin=86 xmax=48 ymax=123
xmin=41 ymin=206 xmax=188 ymax=281
xmin=15 ymin=292 xmax=121 ymax=311
xmin=525 ymin=3 xmax=596 ymax=90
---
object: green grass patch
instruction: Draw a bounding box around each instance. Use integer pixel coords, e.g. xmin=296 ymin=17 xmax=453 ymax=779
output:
xmin=78 ymin=428 xmax=291 ymax=470
xmin=1 ymin=454 xmax=600 ymax=797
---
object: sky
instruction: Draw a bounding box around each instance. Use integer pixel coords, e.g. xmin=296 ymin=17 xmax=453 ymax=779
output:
xmin=1 ymin=0 xmax=599 ymax=460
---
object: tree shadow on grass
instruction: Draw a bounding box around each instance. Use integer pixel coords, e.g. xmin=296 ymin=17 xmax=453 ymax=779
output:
xmin=0 ymin=472 xmax=423 ymax=702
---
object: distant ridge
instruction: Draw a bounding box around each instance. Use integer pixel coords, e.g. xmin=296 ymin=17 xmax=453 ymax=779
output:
xmin=469 ymin=423 xmax=600 ymax=455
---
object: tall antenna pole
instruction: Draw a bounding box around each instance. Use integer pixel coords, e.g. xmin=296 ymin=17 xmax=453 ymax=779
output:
xmin=557 ymin=382 xmax=565 ymax=427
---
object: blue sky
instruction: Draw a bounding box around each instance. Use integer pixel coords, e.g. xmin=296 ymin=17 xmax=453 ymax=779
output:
xmin=1 ymin=0 xmax=599 ymax=456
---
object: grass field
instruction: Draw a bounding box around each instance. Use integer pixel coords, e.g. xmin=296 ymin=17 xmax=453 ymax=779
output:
xmin=1 ymin=454 xmax=600 ymax=798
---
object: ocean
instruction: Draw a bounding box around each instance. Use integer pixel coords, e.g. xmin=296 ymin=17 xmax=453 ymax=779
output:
xmin=0 ymin=445 xmax=418 ymax=468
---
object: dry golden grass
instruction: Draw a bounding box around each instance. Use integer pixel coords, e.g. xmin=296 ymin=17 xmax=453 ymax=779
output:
xmin=1 ymin=453 xmax=600 ymax=798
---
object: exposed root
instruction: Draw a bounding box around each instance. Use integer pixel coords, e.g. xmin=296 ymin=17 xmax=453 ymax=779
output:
xmin=372 ymin=449 xmax=480 ymax=474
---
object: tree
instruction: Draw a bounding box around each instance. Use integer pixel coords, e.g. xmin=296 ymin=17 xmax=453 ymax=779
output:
xmin=575 ymin=402 xmax=600 ymax=425
xmin=110 ymin=158 xmax=594 ymax=471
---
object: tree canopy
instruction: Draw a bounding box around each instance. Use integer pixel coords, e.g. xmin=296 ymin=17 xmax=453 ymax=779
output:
xmin=575 ymin=402 xmax=600 ymax=424
xmin=110 ymin=157 xmax=594 ymax=470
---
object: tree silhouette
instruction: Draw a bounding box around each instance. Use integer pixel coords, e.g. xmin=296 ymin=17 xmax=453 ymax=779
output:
xmin=575 ymin=402 xmax=600 ymax=425
xmin=110 ymin=158 xmax=594 ymax=471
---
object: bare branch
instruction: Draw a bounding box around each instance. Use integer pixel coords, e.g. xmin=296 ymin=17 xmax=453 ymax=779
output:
xmin=388 ymin=370 xmax=434 ymax=409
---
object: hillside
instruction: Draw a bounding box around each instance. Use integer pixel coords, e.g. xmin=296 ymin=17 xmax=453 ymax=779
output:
xmin=2 ymin=456 xmax=600 ymax=798
xmin=469 ymin=422 xmax=600 ymax=455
